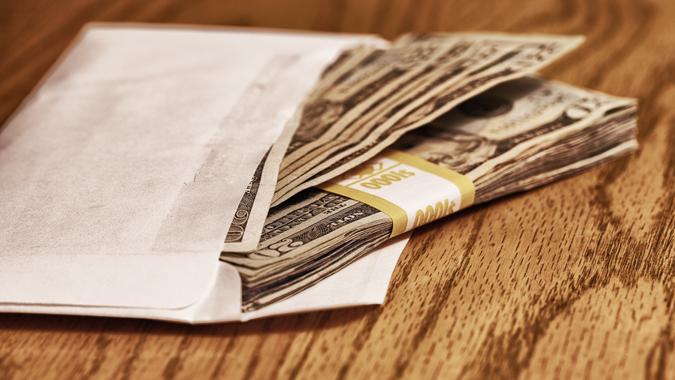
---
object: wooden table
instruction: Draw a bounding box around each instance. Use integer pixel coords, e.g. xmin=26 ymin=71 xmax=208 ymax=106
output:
xmin=1 ymin=1 xmax=673 ymax=379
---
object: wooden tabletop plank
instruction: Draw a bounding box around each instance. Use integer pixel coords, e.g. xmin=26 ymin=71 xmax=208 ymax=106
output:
xmin=0 ymin=0 xmax=673 ymax=379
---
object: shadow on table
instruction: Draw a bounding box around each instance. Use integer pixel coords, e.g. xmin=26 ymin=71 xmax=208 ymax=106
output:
xmin=0 ymin=304 xmax=378 ymax=337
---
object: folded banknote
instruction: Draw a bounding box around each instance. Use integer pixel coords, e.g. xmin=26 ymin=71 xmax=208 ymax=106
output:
xmin=225 ymin=32 xmax=585 ymax=252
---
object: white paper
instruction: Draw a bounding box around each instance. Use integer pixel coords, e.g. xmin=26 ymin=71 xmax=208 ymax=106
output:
xmin=0 ymin=23 xmax=405 ymax=323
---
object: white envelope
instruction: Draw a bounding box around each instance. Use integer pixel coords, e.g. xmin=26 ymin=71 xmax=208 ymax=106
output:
xmin=0 ymin=23 xmax=408 ymax=323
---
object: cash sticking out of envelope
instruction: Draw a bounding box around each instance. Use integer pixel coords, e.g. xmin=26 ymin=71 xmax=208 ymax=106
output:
xmin=0 ymin=24 xmax=638 ymax=323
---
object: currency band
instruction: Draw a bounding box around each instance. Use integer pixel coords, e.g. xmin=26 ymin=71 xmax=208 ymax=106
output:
xmin=319 ymin=150 xmax=475 ymax=237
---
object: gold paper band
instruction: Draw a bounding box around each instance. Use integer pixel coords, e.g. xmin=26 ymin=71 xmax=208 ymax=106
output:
xmin=319 ymin=150 xmax=475 ymax=237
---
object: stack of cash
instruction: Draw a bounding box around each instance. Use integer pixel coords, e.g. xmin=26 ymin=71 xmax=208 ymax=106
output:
xmin=220 ymin=33 xmax=638 ymax=312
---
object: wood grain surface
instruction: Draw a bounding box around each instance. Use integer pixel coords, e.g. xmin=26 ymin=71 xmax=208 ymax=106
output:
xmin=0 ymin=0 xmax=673 ymax=379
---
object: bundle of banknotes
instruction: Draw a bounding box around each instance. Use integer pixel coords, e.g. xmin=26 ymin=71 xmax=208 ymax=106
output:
xmin=220 ymin=33 xmax=638 ymax=312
